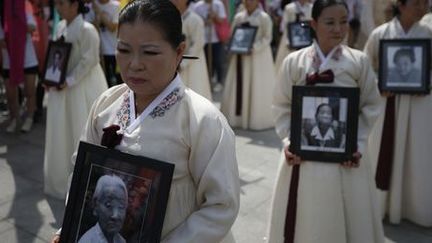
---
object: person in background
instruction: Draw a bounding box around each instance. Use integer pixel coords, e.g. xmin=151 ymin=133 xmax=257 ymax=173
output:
xmin=364 ymin=0 xmax=432 ymax=227
xmin=274 ymin=0 xmax=313 ymax=74
xmin=93 ymin=0 xmax=121 ymax=87
xmin=171 ymin=0 xmax=213 ymax=100
xmin=267 ymin=0 xmax=384 ymax=242
xmin=193 ymin=0 xmax=227 ymax=92
xmin=44 ymin=0 xmax=107 ymax=200
xmin=221 ymin=0 xmax=275 ymax=130
xmin=51 ymin=1 xmax=239 ymax=242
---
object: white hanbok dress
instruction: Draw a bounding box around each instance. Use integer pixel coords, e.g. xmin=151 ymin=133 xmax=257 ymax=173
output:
xmin=267 ymin=42 xmax=385 ymax=243
xmin=274 ymin=1 xmax=312 ymax=74
xmin=221 ymin=8 xmax=275 ymax=130
xmin=77 ymin=75 xmax=240 ymax=242
xmin=44 ymin=15 xmax=108 ymax=199
xmin=363 ymin=17 xmax=432 ymax=227
xmin=179 ymin=8 xmax=212 ymax=101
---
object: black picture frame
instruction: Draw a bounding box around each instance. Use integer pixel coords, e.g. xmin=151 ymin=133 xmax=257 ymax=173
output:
xmin=290 ymin=86 xmax=359 ymax=163
xmin=287 ymin=21 xmax=312 ymax=49
xmin=43 ymin=40 xmax=72 ymax=86
xmin=59 ymin=141 xmax=174 ymax=243
xmin=378 ymin=39 xmax=431 ymax=94
xmin=228 ymin=25 xmax=258 ymax=54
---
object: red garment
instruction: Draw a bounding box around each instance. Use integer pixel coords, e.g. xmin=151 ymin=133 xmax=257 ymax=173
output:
xmin=4 ymin=0 xmax=26 ymax=86
xmin=29 ymin=0 xmax=49 ymax=73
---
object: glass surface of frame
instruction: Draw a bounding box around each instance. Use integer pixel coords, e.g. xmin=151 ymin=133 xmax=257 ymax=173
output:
xmin=59 ymin=142 xmax=175 ymax=243
xmin=43 ymin=40 xmax=72 ymax=87
xmin=287 ymin=21 xmax=312 ymax=49
xmin=228 ymin=25 xmax=258 ymax=54
xmin=290 ymin=86 xmax=360 ymax=163
xmin=378 ymin=39 xmax=431 ymax=94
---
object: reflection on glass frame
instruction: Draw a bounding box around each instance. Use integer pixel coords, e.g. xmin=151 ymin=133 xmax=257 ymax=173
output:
xmin=228 ymin=25 xmax=258 ymax=54
xmin=379 ymin=39 xmax=430 ymax=94
xmin=290 ymin=86 xmax=359 ymax=163
xmin=59 ymin=142 xmax=174 ymax=243
xmin=287 ymin=21 xmax=312 ymax=49
xmin=43 ymin=40 xmax=72 ymax=86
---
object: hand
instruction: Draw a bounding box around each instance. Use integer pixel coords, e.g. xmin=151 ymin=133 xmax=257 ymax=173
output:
xmin=381 ymin=91 xmax=394 ymax=97
xmin=341 ymin=151 xmax=361 ymax=168
xmin=56 ymin=82 xmax=67 ymax=90
xmin=51 ymin=235 xmax=60 ymax=243
xmin=284 ymin=146 xmax=302 ymax=165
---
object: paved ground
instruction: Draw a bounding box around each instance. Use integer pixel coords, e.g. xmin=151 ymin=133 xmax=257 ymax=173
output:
xmin=0 ymin=102 xmax=431 ymax=242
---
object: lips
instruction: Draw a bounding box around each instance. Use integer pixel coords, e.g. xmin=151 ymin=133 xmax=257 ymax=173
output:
xmin=127 ymin=77 xmax=147 ymax=84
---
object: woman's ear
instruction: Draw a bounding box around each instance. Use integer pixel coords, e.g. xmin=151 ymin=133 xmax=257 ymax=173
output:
xmin=310 ymin=19 xmax=317 ymax=32
xmin=176 ymin=41 xmax=186 ymax=66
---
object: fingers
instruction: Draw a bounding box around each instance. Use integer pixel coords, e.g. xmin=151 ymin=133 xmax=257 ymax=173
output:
xmin=51 ymin=235 xmax=60 ymax=243
xmin=341 ymin=152 xmax=361 ymax=168
xmin=284 ymin=146 xmax=302 ymax=165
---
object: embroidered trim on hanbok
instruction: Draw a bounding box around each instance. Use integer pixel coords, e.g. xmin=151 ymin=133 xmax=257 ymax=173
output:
xmin=116 ymin=91 xmax=131 ymax=131
xmin=150 ymin=87 xmax=182 ymax=118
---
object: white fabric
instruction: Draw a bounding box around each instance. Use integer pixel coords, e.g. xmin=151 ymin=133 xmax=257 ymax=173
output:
xmin=44 ymin=15 xmax=108 ymax=199
xmin=221 ymin=8 xmax=275 ymax=130
xmin=2 ymin=12 xmax=38 ymax=69
xmin=94 ymin=0 xmax=120 ymax=55
xmin=78 ymin=223 xmax=126 ymax=243
xmin=267 ymin=44 xmax=385 ymax=243
xmin=76 ymin=79 xmax=240 ymax=242
xmin=274 ymin=2 xmax=312 ymax=74
xmin=179 ymin=9 xmax=213 ymax=100
xmin=193 ymin=0 xmax=227 ymax=43
xmin=363 ymin=17 xmax=432 ymax=227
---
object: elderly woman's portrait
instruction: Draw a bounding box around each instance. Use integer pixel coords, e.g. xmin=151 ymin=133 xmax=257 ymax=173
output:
xmin=229 ymin=26 xmax=257 ymax=54
xmin=300 ymin=97 xmax=347 ymax=153
xmin=379 ymin=39 xmax=430 ymax=93
xmin=386 ymin=47 xmax=422 ymax=87
xmin=75 ymin=164 xmax=153 ymax=243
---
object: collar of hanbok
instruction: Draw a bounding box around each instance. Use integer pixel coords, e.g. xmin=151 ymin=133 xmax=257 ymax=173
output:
xmin=117 ymin=74 xmax=183 ymax=134
xmin=294 ymin=1 xmax=313 ymax=16
xmin=182 ymin=7 xmax=192 ymax=20
xmin=92 ymin=222 xmax=124 ymax=243
xmin=56 ymin=14 xmax=84 ymax=42
xmin=246 ymin=7 xmax=262 ymax=18
xmin=309 ymin=40 xmax=343 ymax=71
xmin=310 ymin=126 xmax=335 ymax=141
xmin=389 ymin=17 xmax=421 ymax=38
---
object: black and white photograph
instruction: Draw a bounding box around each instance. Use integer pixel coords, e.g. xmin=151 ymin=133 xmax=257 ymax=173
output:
xmin=379 ymin=39 xmax=430 ymax=94
xmin=290 ymin=86 xmax=359 ymax=162
xmin=228 ymin=25 xmax=258 ymax=54
xmin=43 ymin=40 xmax=72 ymax=86
xmin=288 ymin=21 xmax=312 ymax=49
xmin=59 ymin=142 xmax=174 ymax=243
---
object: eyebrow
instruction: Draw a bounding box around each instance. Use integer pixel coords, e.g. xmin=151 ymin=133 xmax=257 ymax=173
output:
xmin=117 ymin=41 xmax=160 ymax=49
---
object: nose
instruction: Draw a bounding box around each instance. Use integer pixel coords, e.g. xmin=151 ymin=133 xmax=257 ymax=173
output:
xmin=129 ymin=53 xmax=143 ymax=71
xmin=111 ymin=207 xmax=122 ymax=220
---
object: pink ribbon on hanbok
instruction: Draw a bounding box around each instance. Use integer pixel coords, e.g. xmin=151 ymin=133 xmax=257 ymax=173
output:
xmin=4 ymin=0 xmax=26 ymax=86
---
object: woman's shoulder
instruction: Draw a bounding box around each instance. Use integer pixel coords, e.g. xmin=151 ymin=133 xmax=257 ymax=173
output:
xmin=92 ymin=84 xmax=129 ymax=111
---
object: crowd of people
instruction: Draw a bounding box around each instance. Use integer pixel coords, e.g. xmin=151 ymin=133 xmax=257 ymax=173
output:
xmin=0 ymin=0 xmax=431 ymax=243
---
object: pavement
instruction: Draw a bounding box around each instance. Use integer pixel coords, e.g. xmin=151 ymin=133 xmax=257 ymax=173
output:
xmin=0 ymin=96 xmax=431 ymax=242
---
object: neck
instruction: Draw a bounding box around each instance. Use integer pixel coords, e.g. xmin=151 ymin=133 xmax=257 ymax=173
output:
xmin=135 ymin=94 xmax=158 ymax=115
xmin=297 ymin=0 xmax=308 ymax=6
xmin=66 ymin=14 xmax=79 ymax=26
xmin=318 ymin=124 xmax=330 ymax=135
xmin=317 ymin=41 xmax=337 ymax=56
xmin=178 ymin=4 xmax=188 ymax=15
xmin=398 ymin=15 xmax=416 ymax=33
xmin=247 ymin=7 xmax=257 ymax=15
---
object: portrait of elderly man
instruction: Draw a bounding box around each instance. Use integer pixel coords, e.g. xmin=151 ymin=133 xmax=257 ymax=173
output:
xmin=79 ymin=174 xmax=128 ymax=243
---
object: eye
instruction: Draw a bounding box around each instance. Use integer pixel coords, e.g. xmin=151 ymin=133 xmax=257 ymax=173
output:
xmin=143 ymin=50 xmax=160 ymax=55
xmin=104 ymin=202 xmax=112 ymax=208
xmin=116 ymin=47 xmax=130 ymax=54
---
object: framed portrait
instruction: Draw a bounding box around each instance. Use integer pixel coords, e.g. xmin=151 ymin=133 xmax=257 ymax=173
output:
xmin=287 ymin=21 xmax=312 ymax=49
xmin=227 ymin=25 xmax=258 ymax=54
xmin=60 ymin=142 xmax=174 ymax=243
xmin=290 ymin=86 xmax=360 ymax=163
xmin=43 ymin=40 xmax=72 ymax=86
xmin=378 ymin=39 xmax=431 ymax=94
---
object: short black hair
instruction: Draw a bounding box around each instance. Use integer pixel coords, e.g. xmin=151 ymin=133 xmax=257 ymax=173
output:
xmin=311 ymin=0 xmax=349 ymax=21
xmin=393 ymin=48 xmax=416 ymax=64
xmin=118 ymin=0 xmax=185 ymax=49
xmin=315 ymin=103 xmax=334 ymax=119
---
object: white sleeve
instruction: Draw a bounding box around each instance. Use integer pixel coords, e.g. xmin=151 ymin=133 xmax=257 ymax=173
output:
xmin=216 ymin=1 xmax=227 ymax=19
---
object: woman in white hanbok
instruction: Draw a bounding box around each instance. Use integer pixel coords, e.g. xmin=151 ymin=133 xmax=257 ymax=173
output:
xmin=173 ymin=0 xmax=212 ymax=101
xmin=51 ymin=1 xmax=239 ymax=242
xmin=274 ymin=0 xmax=313 ymax=74
xmin=221 ymin=0 xmax=275 ymax=130
xmin=364 ymin=0 xmax=432 ymax=227
xmin=267 ymin=1 xmax=385 ymax=242
xmin=44 ymin=0 xmax=108 ymax=200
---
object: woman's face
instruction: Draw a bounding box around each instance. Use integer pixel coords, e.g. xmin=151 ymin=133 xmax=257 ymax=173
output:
xmin=116 ymin=21 xmax=185 ymax=99
xmin=54 ymin=0 xmax=77 ymax=22
xmin=396 ymin=55 xmax=414 ymax=76
xmin=311 ymin=4 xmax=349 ymax=51
xmin=399 ymin=0 xmax=429 ymax=22
xmin=244 ymin=0 xmax=260 ymax=14
xmin=316 ymin=105 xmax=333 ymax=126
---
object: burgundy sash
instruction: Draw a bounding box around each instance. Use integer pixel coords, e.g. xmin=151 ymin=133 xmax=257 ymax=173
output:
xmin=4 ymin=0 xmax=26 ymax=86
xmin=235 ymin=55 xmax=243 ymax=116
xmin=375 ymin=97 xmax=395 ymax=190
xmin=284 ymin=69 xmax=335 ymax=243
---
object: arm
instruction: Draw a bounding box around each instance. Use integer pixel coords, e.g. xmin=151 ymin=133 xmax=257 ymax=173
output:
xmin=66 ymin=25 xmax=101 ymax=87
xmin=162 ymin=116 xmax=240 ymax=242
xmin=363 ymin=28 xmax=381 ymax=72
xmin=253 ymin=13 xmax=273 ymax=53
